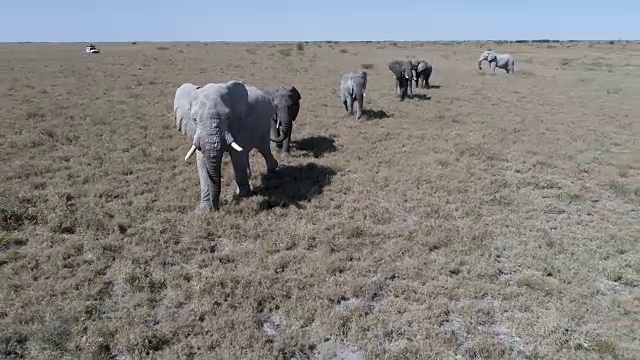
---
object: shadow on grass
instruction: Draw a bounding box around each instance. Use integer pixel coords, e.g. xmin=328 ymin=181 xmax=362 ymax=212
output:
xmin=255 ymin=163 xmax=337 ymax=210
xmin=292 ymin=135 xmax=337 ymax=158
xmin=410 ymin=93 xmax=431 ymax=101
xmin=362 ymin=109 xmax=392 ymax=120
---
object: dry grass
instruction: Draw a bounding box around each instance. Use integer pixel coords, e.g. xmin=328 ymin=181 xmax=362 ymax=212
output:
xmin=1 ymin=41 xmax=639 ymax=359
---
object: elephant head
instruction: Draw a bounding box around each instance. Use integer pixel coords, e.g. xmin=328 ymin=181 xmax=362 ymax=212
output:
xmin=264 ymin=84 xmax=302 ymax=144
xmin=179 ymin=81 xmax=247 ymax=209
xmin=478 ymin=49 xmax=497 ymax=70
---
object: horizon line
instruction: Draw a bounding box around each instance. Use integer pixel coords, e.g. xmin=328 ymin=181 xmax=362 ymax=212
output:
xmin=1 ymin=39 xmax=638 ymax=44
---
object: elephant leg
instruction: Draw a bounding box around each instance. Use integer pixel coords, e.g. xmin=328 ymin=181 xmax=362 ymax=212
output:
xmin=396 ymin=79 xmax=401 ymax=97
xmin=229 ymin=150 xmax=252 ymax=197
xmin=346 ymin=95 xmax=354 ymax=115
xmin=491 ymin=62 xmax=496 ymax=75
xmin=355 ymin=93 xmax=364 ymax=120
xmin=196 ymin=150 xmax=214 ymax=210
xmin=407 ymin=79 xmax=413 ymax=98
xmin=257 ymin=140 xmax=279 ymax=173
xmin=341 ymin=91 xmax=349 ymax=114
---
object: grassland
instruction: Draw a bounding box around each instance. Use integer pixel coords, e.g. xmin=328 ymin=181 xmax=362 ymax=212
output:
xmin=1 ymin=40 xmax=639 ymax=359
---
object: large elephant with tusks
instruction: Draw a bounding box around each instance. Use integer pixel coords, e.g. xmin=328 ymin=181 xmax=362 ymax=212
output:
xmin=174 ymin=80 xmax=279 ymax=211
xmin=389 ymin=59 xmax=413 ymax=101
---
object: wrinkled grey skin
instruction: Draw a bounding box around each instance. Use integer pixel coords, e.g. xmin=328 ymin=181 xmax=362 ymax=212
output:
xmin=478 ymin=49 xmax=515 ymax=74
xmin=262 ymin=84 xmax=302 ymax=156
xmin=412 ymin=60 xmax=433 ymax=89
xmin=174 ymin=80 xmax=278 ymax=211
xmin=340 ymin=71 xmax=368 ymax=120
xmin=388 ymin=60 xmax=413 ymax=101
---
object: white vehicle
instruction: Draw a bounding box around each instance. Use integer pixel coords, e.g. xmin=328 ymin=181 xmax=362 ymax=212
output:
xmin=85 ymin=44 xmax=100 ymax=54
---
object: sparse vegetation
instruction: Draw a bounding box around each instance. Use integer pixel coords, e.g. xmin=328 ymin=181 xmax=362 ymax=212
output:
xmin=1 ymin=41 xmax=639 ymax=359
xmin=277 ymin=48 xmax=292 ymax=57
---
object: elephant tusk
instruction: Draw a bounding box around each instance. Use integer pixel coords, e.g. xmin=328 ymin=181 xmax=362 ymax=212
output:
xmin=184 ymin=145 xmax=196 ymax=161
xmin=230 ymin=142 xmax=243 ymax=152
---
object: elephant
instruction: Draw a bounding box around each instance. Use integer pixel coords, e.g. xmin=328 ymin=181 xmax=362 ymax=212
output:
xmin=339 ymin=71 xmax=368 ymax=120
xmin=388 ymin=59 xmax=413 ymax=101
xmin=174 ymin=80 xmax=279 ymax=211
xmin=412 ymin=60 xmax=433 ymax=89
xmin=262 ymin=84 xmax=302 ymax=156
xmin=478 ymin=49 xmax=515 ymax=74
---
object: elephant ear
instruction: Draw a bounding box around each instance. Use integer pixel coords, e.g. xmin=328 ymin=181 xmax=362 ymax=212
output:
xmin=288 ymin=85 xmax=301 ymax=102
xmin=174 ymin=83 xmax=200 ymax=139
xmin=417 ymin=61 xmax=428 ymax=72
xmin=388 ymin=60 xmax=403 ymax=78
xmin=359 ymin=71 xmax=368 ymax=84
xmin=284 ymin=85 xmax=301 ymax=122
xmin=487 ymin=52 xmax=497 ymax=62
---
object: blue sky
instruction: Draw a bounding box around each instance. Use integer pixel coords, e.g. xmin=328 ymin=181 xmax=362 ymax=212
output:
xmin=1 ymin=0 xmax=637 ymax=42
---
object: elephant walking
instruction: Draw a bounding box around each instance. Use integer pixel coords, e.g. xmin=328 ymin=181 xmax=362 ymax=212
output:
xmin=412 ymin=60 xmax=433 ymax=89
xmin=388 ymin=60 xmax=413 ymax=101
xmin=174 ymin=80 xmax=279 ymax=211
xmin=262 ymin=84 xmax=302 ymax=156
xmin=340 ymin=71 xmax=368 ymax=120
xmin=478 ymin=49 xmax=515 ymax=74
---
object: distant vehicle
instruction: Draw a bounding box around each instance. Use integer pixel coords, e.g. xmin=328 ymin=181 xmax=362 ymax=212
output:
xmin=85 ymin=44 xmax=100 ymax=54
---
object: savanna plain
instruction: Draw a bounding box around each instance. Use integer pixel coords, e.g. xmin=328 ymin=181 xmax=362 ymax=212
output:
xmin=1 ymin=41 xmax=639 ymax=360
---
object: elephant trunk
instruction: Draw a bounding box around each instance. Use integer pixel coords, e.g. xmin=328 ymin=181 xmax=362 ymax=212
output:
xmin=199 ymin=130 xmax=224 ymax=209
xmin=270 ymin=108 xmax=290 ymax=143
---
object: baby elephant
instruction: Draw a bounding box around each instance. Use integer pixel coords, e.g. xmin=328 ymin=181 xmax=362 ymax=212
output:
xmin=340 ymin=71 xmax=368 ymax=120
xmin=478 ymin=49 xmax=515 ymax=74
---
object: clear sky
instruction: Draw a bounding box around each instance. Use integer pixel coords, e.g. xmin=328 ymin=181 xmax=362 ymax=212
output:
xmin=1 ymin=0 xmax=637 ymax=42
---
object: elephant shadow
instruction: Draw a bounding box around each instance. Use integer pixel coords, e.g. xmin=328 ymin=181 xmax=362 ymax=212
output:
xmin=362 ymin=109 xmax=392 ymax=120
xmin=428 ymin=84 xmax=442 ymax=89
xmin=292 ymin=135 xmax=337 ymax=158
xmin=410 ymin=93 xmax=431 ymax=101
xmin=254 ymin=163 xmax=337 ymax=210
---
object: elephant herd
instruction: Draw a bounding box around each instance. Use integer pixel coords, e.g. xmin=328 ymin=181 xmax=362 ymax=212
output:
xmin=173 ymin=48 xmax=515 ymax=211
